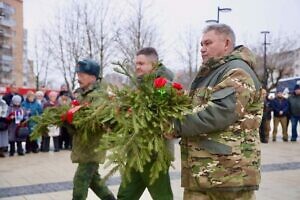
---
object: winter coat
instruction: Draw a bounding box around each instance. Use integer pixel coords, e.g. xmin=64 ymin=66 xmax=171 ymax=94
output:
xmin=262 ymin=98 xmax=272 ymax=120
xmin=0 ymin=99 xmax=8 ymax=147
xmin=7 ymin=105 xmax=26 ymax=142
xmin=21 ymin=99 xmax=43 ymax=133
xmin=270 ymin=97 xmax=289 ymax=117
xmin=288 ymin=94 xmax=300 ymax=117
xmin=69 ymin=80 xmax=107 ymax=163
xmin=175 ymin=46 xmax=263 ymax=191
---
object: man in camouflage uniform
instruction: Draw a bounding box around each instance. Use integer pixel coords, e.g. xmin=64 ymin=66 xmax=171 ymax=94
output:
xmin=174 ymin=24 xmax=263 ymax=200
xmin=117 ymin=47 xmax=174 ymax=200
xmin=71 ymin=59 xmax=116 ymax=200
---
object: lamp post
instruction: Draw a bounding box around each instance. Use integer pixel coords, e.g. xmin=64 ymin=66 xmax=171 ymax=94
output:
xmin=261 ymin=31 xmax=271 ymax=89
xmin=206 ymin=6 xmax=232 ymax=23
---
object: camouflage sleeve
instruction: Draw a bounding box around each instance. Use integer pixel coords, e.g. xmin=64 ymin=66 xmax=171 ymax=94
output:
xmin=176 ymin=68 xmax=256 ymax=136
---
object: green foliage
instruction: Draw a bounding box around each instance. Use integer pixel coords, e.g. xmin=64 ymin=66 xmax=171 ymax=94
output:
xmin=95 ymin=69 xmax=192 ymax=185
xmin=31 ymin=63 xmax=192 ymax=185
xmin=30 ymin=105 xmax=69 ymax=140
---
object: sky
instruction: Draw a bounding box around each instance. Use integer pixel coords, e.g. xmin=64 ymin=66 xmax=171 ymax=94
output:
xmin=23 ymin=0 xmax=300 ymax=86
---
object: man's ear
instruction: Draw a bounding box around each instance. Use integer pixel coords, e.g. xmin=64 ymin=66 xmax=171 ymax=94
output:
xmin=224 ymin=38 xmax=233 ymax=52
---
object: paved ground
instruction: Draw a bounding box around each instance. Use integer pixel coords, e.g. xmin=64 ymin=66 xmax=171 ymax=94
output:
xmin=1 ymin=136 xmax=300 ymax=200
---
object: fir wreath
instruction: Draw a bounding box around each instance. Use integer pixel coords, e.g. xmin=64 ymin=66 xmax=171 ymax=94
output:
xmin=31 ymin=62 xmax=192 ymax=184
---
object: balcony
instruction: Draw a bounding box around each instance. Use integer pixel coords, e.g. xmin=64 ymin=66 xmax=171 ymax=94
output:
xmin=0 ymin=59 xmax=12 ymax=66
xmin=0 ymin=65 xmax=12 ymax=72
xmin=0 ymin=43 xmax=11 ymax=49
xmin=0 ymin=29 xmax=12 ymax=38
xmin=0 ymin=2 xmax=15 ymax=15
xmin=0 ymin=54 xmax=13 ymax=62
xmin=0 ymin=17 xmax=15 ymax=27
xmin=0 ymin=47 xmax=12 ymax=55
xmin=0 ymin=77 xmax=11 ymax=84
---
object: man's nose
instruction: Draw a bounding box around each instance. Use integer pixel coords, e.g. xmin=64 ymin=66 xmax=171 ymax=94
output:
xmin=201 ymin=46 xmax=206 ymax=54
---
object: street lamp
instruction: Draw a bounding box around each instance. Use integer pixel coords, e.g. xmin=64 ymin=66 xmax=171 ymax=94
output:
xmin=261 ymin=31 xmax=271 ymax=89
xmin=206 ymin=6 xmax=232 ymax=23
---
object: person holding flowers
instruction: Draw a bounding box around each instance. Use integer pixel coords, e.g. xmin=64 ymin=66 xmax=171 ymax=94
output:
xmin=174 ymin=24 xmax=263 ymax=200
xmin=69 ymin=59 xmax=116 ymax=200
xmin=117 ymin=47 xmax=174 ymax=200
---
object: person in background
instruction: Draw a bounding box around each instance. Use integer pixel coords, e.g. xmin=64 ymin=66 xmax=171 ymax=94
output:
xmin=7 ymin=95 xmax=26 ymax=156
xmin=3 ymin=84 xmax=23 ymax=106
xmin=40 ymin=85 xmax=50 ymax=101
xmin=41 ymin=91 xmax=60 ymax=152
xmin=0 ymin=98 xmax=9 ymax=157
xmin=288 ymin=84 xmax=300 ymax=141
xmin=58 ymin=91 xmax=72 ymax=150
xmin=58 ymin=83 xmax=73 ymax=100
xmin=271 ymin=91 xmax=289 ymax=142
xmin=259 ymin=91 xmax=273 ymax=143
xmin=22 ymin=91 xmax=43 ymax=153
xmin=35 ymin=91 xmax=47 ymax=107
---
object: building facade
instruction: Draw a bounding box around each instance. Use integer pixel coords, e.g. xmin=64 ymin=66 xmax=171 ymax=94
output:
xmin=0 ymin=0 xmax=23 ymax=86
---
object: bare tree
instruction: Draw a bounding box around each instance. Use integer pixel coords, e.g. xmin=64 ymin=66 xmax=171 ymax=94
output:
xmin=176 ymin=28 xmax=200 ymax=88
xmin=114 ymin=0 xmax=161 ymax=72
xmin=251 ymin=35 xmax=300 ymax=92
xmin=42 ymin=0 xmax=116 ymax=90
xmin=32 ymin=36 xmax=52 ymax=90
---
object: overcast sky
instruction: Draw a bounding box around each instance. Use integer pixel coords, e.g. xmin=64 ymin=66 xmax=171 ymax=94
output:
xmin=23 ymin=0 xmax=300 ymax=86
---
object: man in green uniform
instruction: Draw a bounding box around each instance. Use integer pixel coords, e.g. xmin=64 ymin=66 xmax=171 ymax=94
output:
xmin=174 ymin=24 xmax=263 ymax=200
xmin=71 ymin=59 xmax=116 ymax=200
xmin=117 ymin=47 xmax=174 ymax=200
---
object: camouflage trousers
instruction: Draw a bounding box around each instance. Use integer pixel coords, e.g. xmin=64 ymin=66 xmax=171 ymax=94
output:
xmin=73 ymin=162 xmax=115 ymax=200
xmin=183 ymin=189 xmax=255 ymax=200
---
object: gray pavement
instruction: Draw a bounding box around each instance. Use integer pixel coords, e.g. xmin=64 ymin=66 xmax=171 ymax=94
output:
xmin=1 ymin=139 xmax=300 ymax=200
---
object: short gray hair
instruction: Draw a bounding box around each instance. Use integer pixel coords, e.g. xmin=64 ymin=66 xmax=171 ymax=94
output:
xmin=203 ymin=24 xmax=236 ymax=47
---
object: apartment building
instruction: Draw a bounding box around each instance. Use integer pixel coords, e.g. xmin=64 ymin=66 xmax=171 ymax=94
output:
xmin=0 ymin=0 xmax=23 ymax=86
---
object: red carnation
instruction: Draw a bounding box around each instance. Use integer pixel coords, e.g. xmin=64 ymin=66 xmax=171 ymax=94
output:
xmin=61 ymin=113 xmax=67 ymax=122
xmin=66 ymin=110 xmax=74 ymax=124
xmin=154 ymin=77 xmax=167 ymax=88
xmin=172 ymin=82 xmax=183 ymax=90
xmin=71 ymin=99 xmax=80 ymax=106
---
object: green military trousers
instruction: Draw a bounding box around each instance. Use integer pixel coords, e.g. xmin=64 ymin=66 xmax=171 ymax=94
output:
xmin=183 ymin=189 xmax=255 ymax=200
xmin=73 ymin=162 xmax=115 ymax=200
xmin=117 ymin=161 xmax=173 ymax=200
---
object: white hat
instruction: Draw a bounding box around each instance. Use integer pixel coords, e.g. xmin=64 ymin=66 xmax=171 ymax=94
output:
xmin=12 ymin=95 xmax=22 ymax=105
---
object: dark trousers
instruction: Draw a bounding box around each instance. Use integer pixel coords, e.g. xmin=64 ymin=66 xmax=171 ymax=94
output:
xmin=291 ymin=116 xmax=300 ymax=140
xmin=9 ymin=141 xmax=23 ymax=155
xmin=41 ymin=136 xmax=60 ymax=152
xmin=73 ymin=162 xmax=115 ymax=200
xmin=59 ymin=126 xmax=72 ymax=149
xmin=25 ymin=137 xmax=39 ymax=153
xmin=117 ymin=161 xmax=173 ymax=200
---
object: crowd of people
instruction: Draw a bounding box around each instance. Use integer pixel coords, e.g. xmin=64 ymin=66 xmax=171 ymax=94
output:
xmin=260 ymin=86 xmax=300 ymax=143
xmin=0 ymin=84 xmax=73 ymax=157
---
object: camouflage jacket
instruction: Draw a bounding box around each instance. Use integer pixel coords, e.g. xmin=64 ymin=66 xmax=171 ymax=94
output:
xmin=175 ymin=46 xmax=263 ymax=191
xmin=70 ymin=80 xmax=106 ymax=163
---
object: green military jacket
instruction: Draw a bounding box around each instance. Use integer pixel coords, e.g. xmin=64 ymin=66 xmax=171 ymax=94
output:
xmin=175 ymin=46 xmax=263 ymax=191
xmin=70 ymin=80 xmax=106 ymax=163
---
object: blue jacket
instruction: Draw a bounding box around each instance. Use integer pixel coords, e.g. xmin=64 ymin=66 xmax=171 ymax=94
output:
xmin=270 ymin=97 xmax=289 ymax=117
xmin=21 ymin=99 xmax=43 ymax=132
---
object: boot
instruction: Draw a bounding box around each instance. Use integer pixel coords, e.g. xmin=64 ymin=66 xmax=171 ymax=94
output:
xmin=0 ymin=149 xmax=5 ymax=157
